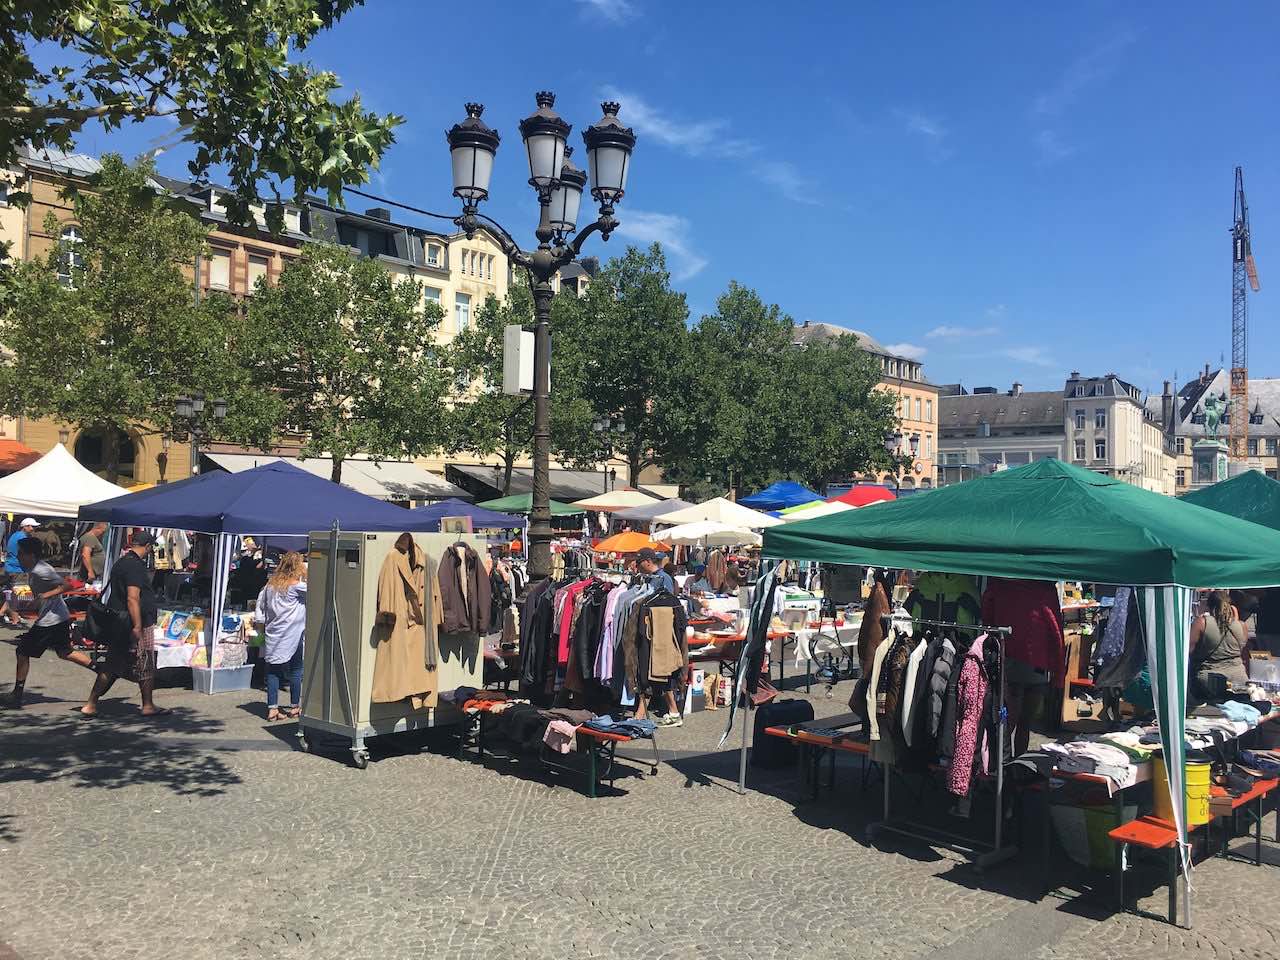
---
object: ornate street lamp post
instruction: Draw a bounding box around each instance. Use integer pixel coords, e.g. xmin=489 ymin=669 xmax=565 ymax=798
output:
xmin=447 ymin=94 xmax=636 ymax=580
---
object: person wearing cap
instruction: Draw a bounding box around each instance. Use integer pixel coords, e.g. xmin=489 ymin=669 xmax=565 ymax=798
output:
xmin=636 ymin=548 xmax=675 ymax=594
xmin=7 ymin=538 xmax=93 ymax=707
xmin=80 ymin=530 xmax=167 ymax=718
xmin=686 ymin=562 xmax=714 ymax=595
xmin=0 ymin=518 xmax=39 ymax=627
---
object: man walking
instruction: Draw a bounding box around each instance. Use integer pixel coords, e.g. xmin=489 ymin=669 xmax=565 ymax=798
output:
xmin=80 ymin=530 xmax=167 ymax=718
xmin=8 ymin=538 xmax=92 ymax=707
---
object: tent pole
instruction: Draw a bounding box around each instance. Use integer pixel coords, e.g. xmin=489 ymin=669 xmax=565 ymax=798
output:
xmin=737 ymin=698 xmax=750 ymax=795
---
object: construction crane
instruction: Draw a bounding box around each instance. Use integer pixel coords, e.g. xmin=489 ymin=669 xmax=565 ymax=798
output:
xmin=1230 ymin=165 xmax=1261 ymax=461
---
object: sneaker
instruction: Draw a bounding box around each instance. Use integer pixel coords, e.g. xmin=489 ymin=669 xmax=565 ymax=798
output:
xmin=658 ymin=713 xmax=683 ymax=728
xmin=5 ymin=687 xmax=22 ymax=709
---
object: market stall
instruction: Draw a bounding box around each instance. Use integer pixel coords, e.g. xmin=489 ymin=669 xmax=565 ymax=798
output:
xmin=1181 ymin=469 xmax=1280 ymax=530
xmin=612 ymin=497 xmax=693 ymax=529
xmin=80 ymin=461 xmax=449 ymax=692
xmin=0 ymin=443 xmax=130 ymax=517
xmin=572 ymin=489 xmax=661 ymax=512
xmin=761 ymin=458 xmax=1280 ymax=925
xmin=410 ymin=497 xmax=523 ymax=532
xmin=653 ymin=520 xmax=762 ymax=547
xmin=740 ymin=480 xmax=824 ymax=512
xmin=652 ymin=496 xmax=782 ymax=530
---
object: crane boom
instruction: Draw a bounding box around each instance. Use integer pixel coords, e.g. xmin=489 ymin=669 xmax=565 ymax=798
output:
xmin=1230 ymin=166 xmax=1257 ymax=461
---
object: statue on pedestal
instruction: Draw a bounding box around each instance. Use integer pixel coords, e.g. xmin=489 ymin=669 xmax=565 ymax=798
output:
xmin=1202 ymin=392 xmax=1232 ymax=441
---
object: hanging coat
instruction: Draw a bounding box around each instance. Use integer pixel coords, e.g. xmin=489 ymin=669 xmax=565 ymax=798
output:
xmin=857 ymin=582 xmax=891 ymax=678
xmin=946 ymin=634 xmax=991 ymax=798
xmin=439 ymin=542 xmax=492 ymax=635
xmin=371 ymin=544 xmax=438 ymax=708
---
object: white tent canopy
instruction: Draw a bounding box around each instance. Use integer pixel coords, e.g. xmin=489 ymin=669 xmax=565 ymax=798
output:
xmin=653 ymin=497 xmax=782 ymax=530
xmin=0 ymin=443 xmax=130 ymax=518
xmin=572 ymin=489 xmax=661 ymax=511
xmin=780 ymin=500 xmax=856 ymax=522
xmin=653 ymin=520 xmax=762 ymax=547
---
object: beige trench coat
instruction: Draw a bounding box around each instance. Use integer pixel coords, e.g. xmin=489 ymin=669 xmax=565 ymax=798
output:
xmin=370 ymin=543 xmax=442 ymax=708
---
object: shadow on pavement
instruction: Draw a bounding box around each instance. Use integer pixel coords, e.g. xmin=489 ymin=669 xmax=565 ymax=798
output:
xmin=0 ymin=814 xmax=17 ymax=844
xmin=0 ymin=705 xmax=240 ymax=798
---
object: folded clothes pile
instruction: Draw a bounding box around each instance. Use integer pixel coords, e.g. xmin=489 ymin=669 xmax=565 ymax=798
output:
xmin=1040 ymin=740 xmax=1136 ymax=790
xmin=584 ymin=714 xmax=657 ymax=738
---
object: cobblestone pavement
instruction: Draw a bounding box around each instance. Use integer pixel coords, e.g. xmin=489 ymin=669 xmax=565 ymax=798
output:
xmin=2 ymin=651 xmax=1278 ymax=960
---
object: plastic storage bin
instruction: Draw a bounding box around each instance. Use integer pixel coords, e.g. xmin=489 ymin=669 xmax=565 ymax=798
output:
xmin=191 ymin=665 xmax=254 ymax=694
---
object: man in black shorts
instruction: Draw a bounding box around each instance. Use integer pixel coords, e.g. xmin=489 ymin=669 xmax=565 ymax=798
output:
xmin=80 ymin=530 xmax=167 ymax=718
xmin=7 ymin=538 xmax=92 ymax=707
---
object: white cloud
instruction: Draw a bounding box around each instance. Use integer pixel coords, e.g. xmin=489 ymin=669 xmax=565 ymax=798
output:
xmin=1002 ymin=346 xmax=1055 ymax=367
xmin=614 ymin=209 xmax=708 ymax=281
xmin=1034 ymin=129 xmax=1074 ymax=163
xmin=752 ymin=160 xmax=819 ymax=206
xmin=885 ymin=342 xmax=928 ymax=360
xmin=926 ymin=325 xmax=1000 ymax=340
xmin=600 ymin=87 xmax=753 ymax=158
xmin=574 ymin=0 xmax=637 ymax=23
xmin=1033 ymin=29 xmax=1137 ymax=116
xmin=896 ymin=110 xmax=953 ymax=160
xmin=985 ymin=304 xmax=1007 ymax=319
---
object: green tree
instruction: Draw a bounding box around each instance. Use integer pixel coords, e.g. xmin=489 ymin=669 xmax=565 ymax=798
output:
xmin=448 ymin=277 xmax=603 ymax=494
xmin=555 ymin=244 xmax=691 ymax=486
xmin=772 ymin=332 xmax=900 ymax=491
xmin=232 ymin=243 xmax=450 ymax=483
xmin=0 ymin=1 xmax=399 ymax=229
xmin=0 ymin=153 xmax=239 ymax=481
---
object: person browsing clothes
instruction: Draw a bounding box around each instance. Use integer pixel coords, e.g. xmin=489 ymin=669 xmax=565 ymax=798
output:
xmin=254 ymin=551 xmax=308 ymax=722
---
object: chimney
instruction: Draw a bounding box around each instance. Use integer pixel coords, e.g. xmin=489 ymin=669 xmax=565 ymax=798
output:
xmin=364 ymin=206 xmax=391 ymax=221
xmin=1161 ymin=380 xmax=1173 ymax=431
xmin=1069 ymin=370 xmax=1080 ymax=379
xmin=1203 ymin=363 xmax=1211 ymax=382
xmin=802 ymin=319 xmax=811 ymax=328
xmin=1010 ymin=382 xmax=1023 ymax=397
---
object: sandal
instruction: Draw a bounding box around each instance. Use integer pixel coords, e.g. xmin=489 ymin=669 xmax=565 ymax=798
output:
xmin=284 ymin=707 xmax=301 ymax=719
xmin=267 ymin=708 xmax=282 ymax=722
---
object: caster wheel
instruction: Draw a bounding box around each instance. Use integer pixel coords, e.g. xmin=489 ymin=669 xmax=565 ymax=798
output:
xmin=353 ymin=751 xmax=369 ymax=770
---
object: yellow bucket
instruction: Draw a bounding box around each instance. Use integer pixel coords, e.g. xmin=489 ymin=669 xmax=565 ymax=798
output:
xmin=1154 ymin=755 xmax=1212 ymax=826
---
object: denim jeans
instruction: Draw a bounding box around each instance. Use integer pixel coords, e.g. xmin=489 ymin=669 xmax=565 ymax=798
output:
xmin=265 ymin=643 xmax=303 ymax=709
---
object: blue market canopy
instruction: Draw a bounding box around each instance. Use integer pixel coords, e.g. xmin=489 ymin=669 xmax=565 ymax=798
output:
xmin=410 ymin=497 xmax=523 ymax=531
xmin=739 ymin=480 xmax=824 ymax=512
xmin=80 ymin=461 xmax=441 ymax=535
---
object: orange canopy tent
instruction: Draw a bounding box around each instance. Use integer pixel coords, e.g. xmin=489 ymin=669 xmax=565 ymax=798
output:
xmin=592 ymin=530 xmax=663 ymax=554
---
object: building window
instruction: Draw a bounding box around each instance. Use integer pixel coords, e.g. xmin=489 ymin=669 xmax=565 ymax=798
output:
xmin=1074 ymin=439 xmax=1085 ymax=461
xmin=56 ymin=225 xmax=84 ymax=285
xmin=207 ymin=247 xmax=231 ymax=291
xmin=901 ymin=396 xmax=909 ymax=419
xmin=1268 ymin=439 xmax=1278 ymax=456
xmin=1095 ymin=408 xmax=1106 ymax=429
xmin=0 ymin=181 xmax=8 ymax=206
xmin=914 ymin=398 xmax=921 ymax=421
xmin=1176 ymin=436 xmax=1186 ymax=454
xmin=423 ymin=287 xmax=441 ymax=305
xmin=925 ymin=434 xmax=933 ymax=456
xmin=1074 ymin=409 xmax=1085 ymax=430
xmin=1176 ymin=468 xmax=1186 ymax=487
xmin=1094 ymin=439 xmax=1107 ymax=461
xmin=427 ymin=244 xmax=441 ymax=267
xmin=1269 ymin=469 xmax=1279 ymax=481
xmin=1073 ymin=385 xmax=1085 ymax=397
xmin=247 ymin=254 xmax=269 ymax=291
xmin=1248 ymin=438 xmax=1259 ymax=457
xmin=925 ymin=398 xmax=933 ymax=421
xmin=455 ymin=292 xmax=471 ymax=332
xmin=486 ymin=254 xmax=494 ymax=280
xmin=1092 ymin=384 xmax=1104 ymax=396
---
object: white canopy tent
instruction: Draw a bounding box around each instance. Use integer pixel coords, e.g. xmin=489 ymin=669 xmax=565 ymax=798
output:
xmin=779 ymin=500 xmax=856 ymax=522
xmin=572 ymin=489 xmax=661 ymax=512
xmin=652 ymin=520 xmax=762 ymax=547
xmin=0 ymin=443 xmax=131 ymax=517
xmin=653 ymin=496 xmax=782 ymax=530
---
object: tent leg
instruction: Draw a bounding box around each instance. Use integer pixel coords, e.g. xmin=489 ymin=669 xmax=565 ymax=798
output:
xmin=737 ymin=700 xmax=750 ymax=795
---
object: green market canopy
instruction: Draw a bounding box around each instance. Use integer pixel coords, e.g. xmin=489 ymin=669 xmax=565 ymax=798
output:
xmin=763 ymin=458 xmax=1280 ymax=922
xmin=765 ymin=458 xmax=1280 ymax=588
xmin=476 ymin=492 xmax=584 ymax=516
xmin=1181 ymin=469 xmax=1280 ymax=532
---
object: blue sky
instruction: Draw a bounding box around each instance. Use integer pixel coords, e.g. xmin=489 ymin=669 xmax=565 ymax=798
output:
xmin=64 ymin=1 xmax=1280 ymax=395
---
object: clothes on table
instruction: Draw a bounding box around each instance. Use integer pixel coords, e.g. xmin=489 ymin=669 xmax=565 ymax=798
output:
xmin=543 ymin=719 xmax=579 ymax=754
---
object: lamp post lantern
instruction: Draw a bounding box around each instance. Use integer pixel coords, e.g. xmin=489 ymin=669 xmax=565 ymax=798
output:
xmin=447 ymin=93 xmax=636 ymax=580
xmin=174 ymin=392 xmax=227 ymax=476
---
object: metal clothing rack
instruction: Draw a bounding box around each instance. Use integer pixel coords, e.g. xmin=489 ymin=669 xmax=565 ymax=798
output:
xmin=865 ymin=614 xmax=1016 ymax=870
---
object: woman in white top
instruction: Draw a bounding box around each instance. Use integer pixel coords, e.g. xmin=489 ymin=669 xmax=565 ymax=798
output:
xmin=254 ymin=552 xmax=308 ymax=721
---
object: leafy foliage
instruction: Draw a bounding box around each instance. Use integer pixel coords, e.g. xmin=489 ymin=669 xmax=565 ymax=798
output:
xmin=231 ymin=243 xmax=450 ymax=482
xmin=0 ymin=1 xmax=399 ymax=229
xmin=554 ymin=244 xmax=691 ymax=485
xmin=0 ymin=153 xmax=239 ymax=480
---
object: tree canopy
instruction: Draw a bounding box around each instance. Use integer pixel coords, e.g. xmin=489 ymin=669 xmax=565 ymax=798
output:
xmin=0 ymin=153 xmax=239 ymax=480
xmin=232 ymin=243 xmax=451 ymax=482
xmin=0 ymin=1 xmax=398 ymax=229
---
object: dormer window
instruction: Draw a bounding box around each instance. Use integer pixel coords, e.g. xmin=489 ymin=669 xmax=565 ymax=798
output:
xmin=427 ymin=243 xmax=441 ymax=267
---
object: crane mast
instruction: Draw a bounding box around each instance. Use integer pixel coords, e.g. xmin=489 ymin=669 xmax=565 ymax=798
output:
xmin=1230 ymin=166 xmax=1260 ymax=461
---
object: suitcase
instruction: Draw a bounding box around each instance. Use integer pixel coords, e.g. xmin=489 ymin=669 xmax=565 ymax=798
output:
xmin=752 ymin=698 xmax=815 ymax=768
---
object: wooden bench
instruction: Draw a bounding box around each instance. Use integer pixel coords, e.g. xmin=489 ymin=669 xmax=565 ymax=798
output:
xmin=1110 ymin=777 xmax=1279 ymax=925
xmin=540 ymin=724 xmax=661 ymax=798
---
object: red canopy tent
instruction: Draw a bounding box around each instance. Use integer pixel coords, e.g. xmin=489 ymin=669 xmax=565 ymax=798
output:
xmin=829 ymin=486 xmax=896 ymax=507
